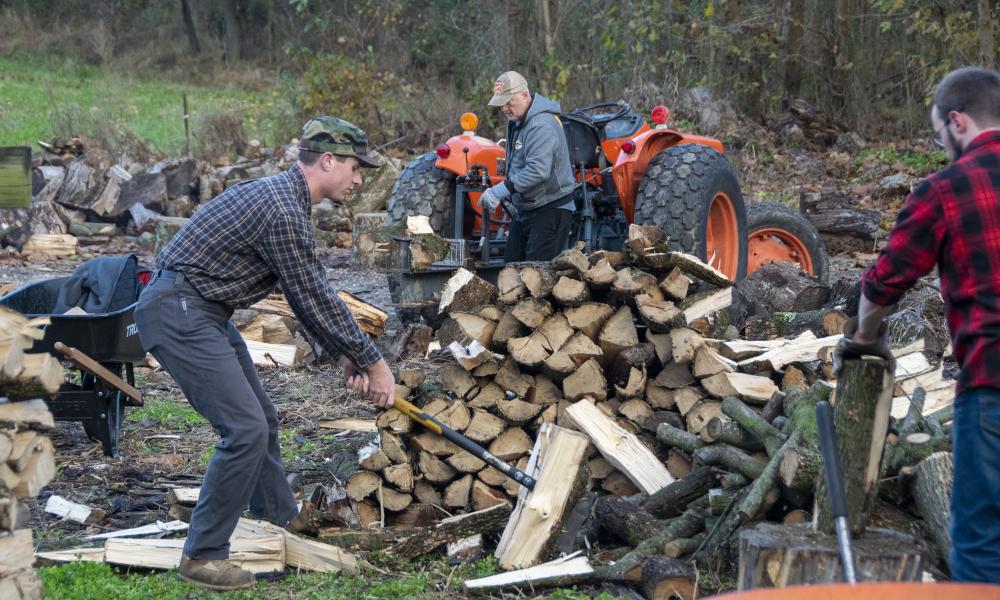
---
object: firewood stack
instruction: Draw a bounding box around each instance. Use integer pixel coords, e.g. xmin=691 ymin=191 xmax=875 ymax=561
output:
xmin=0 ymin=306 xmax=62 ymax=600
xmin=349 ymin=226 xmax=952 ymax=591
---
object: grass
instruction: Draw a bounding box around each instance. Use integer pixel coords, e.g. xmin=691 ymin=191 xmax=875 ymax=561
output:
xmin=126 ymin=397 xmax=207 ymax=430
xmin=0 ymin=51 xmax=297 ymax=156
xmin=37 ymin=554 xmax=609 ymax=600
xmin=858 ymin=145 xmax=948 ymax=176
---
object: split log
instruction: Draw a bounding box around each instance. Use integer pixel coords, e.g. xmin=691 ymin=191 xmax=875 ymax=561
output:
xmin=419 ymin=451 xmax=457 ymax=483
xmin=636 ymin=295 xmax=680 ymax=333
xmin=564 ymin=303 xmax=614 ymax=340
xmin=517 ymin=264 xmax=557 ymax=298
xmin=564 ymin=399 xmax=674 ymax=494
xmin=512 ymin=297 xmax=554 ymax=329
xmin=44 ymin=494 xmax=105 ymax=525
xmin=679 ymin=287 xmax=733 ymax=329
xmin=488 ymin=427 xmax=533 ymax=462
xmin=584 ymin=259 xmax=617 ymax=289
xmin=663 ymin=251 xmax=733 ymax=288
xmin=670 ymin=328 xmax=705 ymax=364
xmin=562 ymin=358 xmax=607 ymax=401
xmin=598 ymin=306 xmax=638 ymax=364
xmin=465 ymin=554 xmax=594 ymax=594
xmin=436 ymin=313 xmax=496 ymax=348
xmin=439 ymin=363 xmax=477 ymax=398
xmin=814 ymin=357 xmax=893 ymax=536
xmin=659 ymin=267 xmax=691 ymax=301
xmin=508 ymin=335 xmax=550 ymax=369
xmin=559 ymin=332 xmax=603 ymax=366
xmin=443 ymin=474 xmax=474 ymax=508
xmin=495 ymin=357 xmax=534 ymax=397
xmin=738 ymin=334 xmax=840 ymax=373
xmin=693 ymin=347 xmax=737 ymax=379
xmin=345 ymin=471 xmax=382 ymax=501
xmin=378 ymin=487 xmax=413 ymax=512
xmin=495 ymin=424 xmax=590 ymax=569
xmin=552 ymin=276 xmax=591 ymax=307
xmin=438 ymin=268 xmax=498 ymax=315
xmin=465 ymin=409 xmax=506 ymax=443
xmin=702 ymin=372 xmax=778 ymax=404
xmin=492 ymin=311 xmax=527 ymax=352
xmin=104 ymin=535 xmax=285 ymax=573
xmin=497 ymin=266 xmax=527 ymax=304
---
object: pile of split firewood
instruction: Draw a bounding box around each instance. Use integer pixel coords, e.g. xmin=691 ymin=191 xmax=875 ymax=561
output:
xmin=338 ymin=224 xmax=955 ymax=596
xmin=0 ymin=307 xmax=62 ymax=600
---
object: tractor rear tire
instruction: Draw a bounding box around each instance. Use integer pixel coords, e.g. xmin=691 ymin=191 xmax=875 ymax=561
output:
xmin=387 ymin=152 xmax=457 ymax=234
xmin=747 ymin=202 xmax=829 ymax=282
xmin=634 ymin=144 xmax=748 ymax=280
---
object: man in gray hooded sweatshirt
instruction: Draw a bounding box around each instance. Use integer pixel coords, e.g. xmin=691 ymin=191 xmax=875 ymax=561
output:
xmin=480 ymin=71 xmax=577 ymax=261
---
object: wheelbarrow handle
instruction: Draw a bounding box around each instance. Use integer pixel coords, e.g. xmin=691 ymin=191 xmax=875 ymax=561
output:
xmin=392 ymin=397 xmax=536 ymax=490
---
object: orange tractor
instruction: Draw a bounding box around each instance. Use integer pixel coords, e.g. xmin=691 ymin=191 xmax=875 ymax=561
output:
xmin=385 ymin=101 xmax=827 ymax=318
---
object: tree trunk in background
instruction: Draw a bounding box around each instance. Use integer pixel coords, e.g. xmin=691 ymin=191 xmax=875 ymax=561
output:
xmin=180 ymin=0 xmax=201 ymax=55
xmin=980 ymin=0 xmax=995 ymax=68
xmin=222 ymin=0 xmax=243 ymax=63
xmin=827 ymin=0 xmax=851 ymax=116
xmin=783 ymin=0 xmax=805 ymax=98
xmin=536 ymin=0 xmax=555 ymax=95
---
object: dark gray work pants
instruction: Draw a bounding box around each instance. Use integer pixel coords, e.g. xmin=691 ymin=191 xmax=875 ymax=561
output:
xmin=134 ymin=270 xmax=298 ymax=560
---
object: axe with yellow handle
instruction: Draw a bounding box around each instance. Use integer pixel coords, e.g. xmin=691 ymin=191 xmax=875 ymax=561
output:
xmin=392 ymin=396 xmax=537 ymax=490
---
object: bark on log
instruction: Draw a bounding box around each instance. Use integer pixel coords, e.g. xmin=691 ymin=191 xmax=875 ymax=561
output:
xmin=641 ymin=466 xmax=721 ymax=519
xmin=693 ymin=444 xmax=767 ymax=481
xmin=392 ymin=502 xmax=512 ymax=559
xmin=594 ymin=495 xmax=667 ymax=547
xmin=814 ymin=358 xmax=893 ymax=536
xmin=737 ymin=521 xmax=923 ymax=589
xmin=735 ymin=261 xmax=831 ymax=313
xmin=640 ymin=556 xmax=697 ymax=600
xmin=720 ymin=396 xmax=786 ymax=456
xmin=744 ymin=308 xmax=847 ymax=341
xmin=910 ymin=451 xmax=952 ymax=563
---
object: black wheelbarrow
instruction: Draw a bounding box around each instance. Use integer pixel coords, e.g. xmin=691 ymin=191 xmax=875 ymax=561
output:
xmin=0 ymin=255 xmax=151 ymax=457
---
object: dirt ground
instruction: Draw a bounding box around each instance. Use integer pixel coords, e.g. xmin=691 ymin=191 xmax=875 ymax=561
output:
xmin=3 ymin=243 xmax=403 ymax=554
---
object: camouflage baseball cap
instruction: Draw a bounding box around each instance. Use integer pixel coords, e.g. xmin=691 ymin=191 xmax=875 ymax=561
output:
xmin=299 ymin=116 xmax=380 ymax=168
xmin=488 ymin=71 xmax=529 ymax=106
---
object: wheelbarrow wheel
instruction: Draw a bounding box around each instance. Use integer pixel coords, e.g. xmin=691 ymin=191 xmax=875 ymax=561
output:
xmin=634 ymin=144 xmax=748 ymax=281
xmin=387 ymin=152 xmax=457 ymax=234
xmin=747 ymin=202 xmax=829 ymax=282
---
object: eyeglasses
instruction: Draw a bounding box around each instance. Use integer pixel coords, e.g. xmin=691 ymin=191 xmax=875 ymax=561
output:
xmin=933 ymin=117 xmax=950 ymax=149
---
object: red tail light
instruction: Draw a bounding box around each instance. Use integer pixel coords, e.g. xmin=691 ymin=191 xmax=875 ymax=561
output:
xmin=621 ymin=140 xmax=637 ymax=154
xmin=651 ymin=105 xmax=670 ymax=125
xmin=435 ymin=144 xmax=451 ymax=159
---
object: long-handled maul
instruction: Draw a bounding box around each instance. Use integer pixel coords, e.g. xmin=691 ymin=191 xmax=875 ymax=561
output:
xmin=393 ymin=396 xmax=537 ymax=490
xmin=816 ymin=399 xmax=858 ymax=584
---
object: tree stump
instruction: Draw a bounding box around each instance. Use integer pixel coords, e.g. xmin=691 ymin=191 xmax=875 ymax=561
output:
xmin=910 ymin=451 xmax=952 ymax=563
xmin=737 ymin=522 xmax=923 ymax=589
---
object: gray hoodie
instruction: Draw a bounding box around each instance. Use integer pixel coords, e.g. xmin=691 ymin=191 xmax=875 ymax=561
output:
xmin=503 ymin=93 xmax=577 ymax=212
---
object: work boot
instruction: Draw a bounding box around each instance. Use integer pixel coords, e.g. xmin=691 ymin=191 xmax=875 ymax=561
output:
xmin=285 ymin=501 xmax=317 ymax=535
xmin=179 ymin=554 xmax=255 ymax=591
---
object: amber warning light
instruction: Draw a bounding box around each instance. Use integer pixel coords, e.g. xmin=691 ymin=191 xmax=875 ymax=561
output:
xmin=460 ymin=112 xmax=479 ymax=132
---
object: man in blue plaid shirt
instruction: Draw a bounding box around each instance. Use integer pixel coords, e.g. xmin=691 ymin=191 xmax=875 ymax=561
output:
xmin=135 ymin=117 xmax=395 ymax=591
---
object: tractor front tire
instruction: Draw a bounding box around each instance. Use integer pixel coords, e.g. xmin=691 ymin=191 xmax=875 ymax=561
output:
xmin=387 ymin=152 xmax=457 ymax=234
xmin=747 ymin=202 xmax=829 ymax=282
xmin=634 ymin=144 xmax=748 ymax=280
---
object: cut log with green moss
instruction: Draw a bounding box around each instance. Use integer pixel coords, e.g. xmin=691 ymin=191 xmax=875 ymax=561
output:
xmin=640 ymin=466 xmax=721 ymax=519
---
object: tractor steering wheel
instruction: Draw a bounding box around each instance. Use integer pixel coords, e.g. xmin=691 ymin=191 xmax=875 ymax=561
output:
xmin=573 ymin=100 xmax=632 ymax=125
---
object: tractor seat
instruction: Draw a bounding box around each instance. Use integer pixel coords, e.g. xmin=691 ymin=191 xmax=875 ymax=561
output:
xmin=559 ymin=113 xmax=603 ymax=170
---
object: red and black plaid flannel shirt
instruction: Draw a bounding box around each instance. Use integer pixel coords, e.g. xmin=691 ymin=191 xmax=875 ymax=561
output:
xmin=863 ymin=130 xmax=1000 ymax=394
xmin=157 ymin=164 xmax=382 ymax=369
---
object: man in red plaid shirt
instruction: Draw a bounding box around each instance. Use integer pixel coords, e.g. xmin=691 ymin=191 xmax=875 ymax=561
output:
xmin=840 ymin=67 xmax=1000 ymax=582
